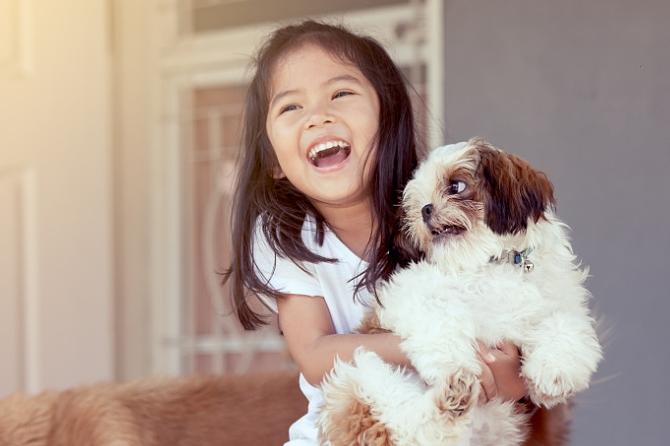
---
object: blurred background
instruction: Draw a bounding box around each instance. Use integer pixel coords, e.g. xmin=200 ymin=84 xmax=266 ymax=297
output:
xmin=0 ymin=1 xmax=668 ymax=444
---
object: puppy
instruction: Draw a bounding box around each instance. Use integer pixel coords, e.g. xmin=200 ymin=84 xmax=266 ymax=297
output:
xmin=0 ymin=371 xmax=305 ymax=446
xmin=318 ymin=138 xmax=602 ymax=446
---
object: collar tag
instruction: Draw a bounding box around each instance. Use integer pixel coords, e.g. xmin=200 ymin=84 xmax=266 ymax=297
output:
xmin=491 ymin=248 xmax=535 ymax=272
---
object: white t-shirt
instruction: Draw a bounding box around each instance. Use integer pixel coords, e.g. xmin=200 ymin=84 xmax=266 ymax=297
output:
xmin=252 ymin=214 xmax=374 ymax=445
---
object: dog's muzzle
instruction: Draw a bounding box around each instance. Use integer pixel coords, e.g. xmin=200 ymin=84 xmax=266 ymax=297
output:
xmin=421 ymin=204 xmax=466 ymax=237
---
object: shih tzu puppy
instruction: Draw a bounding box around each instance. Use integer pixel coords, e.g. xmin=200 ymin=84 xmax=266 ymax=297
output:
xmin=318 ymin=138 xmax=602 ymax=446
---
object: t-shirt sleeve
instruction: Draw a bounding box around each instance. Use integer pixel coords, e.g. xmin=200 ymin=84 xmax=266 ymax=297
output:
xmin=252 ymin=223 xmax=322 ymax=313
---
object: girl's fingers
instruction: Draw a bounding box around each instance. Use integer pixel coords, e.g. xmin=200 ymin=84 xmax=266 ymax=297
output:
xmin=476 ymin=349 xmax=486 ymax=404
xmin=478 ymin=384 xmax=487 ymax=404
xmin=479 ymin=366 xmax=497 ymax=403
xmin=485 ymin=341 xmax=528 ymax=401
xmin=496 ymin=340 xmax=521 ymax=358
xmin=476 ymin=352 xmax=488 ymax=404
xmin=476 ymin=340 xmax=496 ymax=363
xmin=476 ymin=353 xmax=497 ymax=404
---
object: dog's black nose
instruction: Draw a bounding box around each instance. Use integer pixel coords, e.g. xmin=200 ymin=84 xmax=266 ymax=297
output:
xmin=421 ymin=204 xmax=433 ymax=222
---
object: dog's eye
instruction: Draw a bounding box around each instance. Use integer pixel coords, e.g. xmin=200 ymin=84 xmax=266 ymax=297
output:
xmin=447 ymin=181 xmax=467 ymax=194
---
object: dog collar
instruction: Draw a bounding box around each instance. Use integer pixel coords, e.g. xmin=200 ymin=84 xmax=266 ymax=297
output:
xmin=490 ymin=248 xmax=535 ymax=272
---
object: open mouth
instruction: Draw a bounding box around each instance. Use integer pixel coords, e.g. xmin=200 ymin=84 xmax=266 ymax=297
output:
xmin=429 ymin=224 xmax=467 ymax=239
xmin=308 ymin=142 xmax=352 ymax=168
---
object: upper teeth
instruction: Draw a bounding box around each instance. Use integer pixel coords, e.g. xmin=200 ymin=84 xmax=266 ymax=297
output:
xmin=308 ymin=140 xmax=349 ymax=160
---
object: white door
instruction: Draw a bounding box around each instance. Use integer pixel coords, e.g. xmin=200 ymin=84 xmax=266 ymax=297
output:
xmin=0 ymin=0 xmax=113 ymax=395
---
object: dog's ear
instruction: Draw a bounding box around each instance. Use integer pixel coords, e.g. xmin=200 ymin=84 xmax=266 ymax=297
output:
xmin=476 ymin=144 xmax=555 ymax=235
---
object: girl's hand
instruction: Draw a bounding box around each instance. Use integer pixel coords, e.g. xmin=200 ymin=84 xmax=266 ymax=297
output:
xmin=475 ymin=340 xmax=529 ymax=404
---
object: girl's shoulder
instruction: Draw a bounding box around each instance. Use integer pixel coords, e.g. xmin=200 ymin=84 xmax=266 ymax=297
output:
xmin=254 ymin=213 xmax=364 ymax=270
xmin=253 ymin=213 xmax=317 ymax=250
xmin=301 ymin=213 xmax=319 ymax=249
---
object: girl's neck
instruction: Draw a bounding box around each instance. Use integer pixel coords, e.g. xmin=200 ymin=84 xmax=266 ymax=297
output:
xmin=313 ymin=198 xmax=375 ymax=260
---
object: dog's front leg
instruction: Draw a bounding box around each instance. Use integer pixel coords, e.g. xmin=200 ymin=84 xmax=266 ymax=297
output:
xmin=397 ymin=307 xmax=481 ymax=436
xmin=375 ymin=265 xmax=481 ymax=430
xmin=521 ymin=310 xmax=602 ymax=408
xmin=390 ymin=310 xmax=481 ymax=441
xmin=376 ymin=264 xmax=480 ymax=385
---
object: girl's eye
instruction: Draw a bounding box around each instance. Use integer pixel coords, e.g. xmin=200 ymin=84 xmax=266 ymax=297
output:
xmin=332 ymin=90 xmax=354 ymax=99
xmin=278 ymin=104 xmax=299 ymax=115
xmin=447 ymin=180 xmax=467 ymax=194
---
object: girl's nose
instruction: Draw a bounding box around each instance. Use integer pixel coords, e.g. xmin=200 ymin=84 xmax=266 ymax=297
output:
xmin=305 ymin=104 xmax=335 ymax=129
xmin=306 ymin=114 xmax=334 ymax=129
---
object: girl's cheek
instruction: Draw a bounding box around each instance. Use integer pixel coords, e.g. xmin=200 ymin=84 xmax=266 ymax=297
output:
xmin=275 ymin=123 xmax=298 ymax=140
xmin=349 ymin=102 xmax=376 ymax=120
xmin=289 ymin=113 xmax=304 ymax=126
xmin=276 ymin=113 xmax=301 ymax=130
xmin=268 ymin=116 xmax=287 ymax=133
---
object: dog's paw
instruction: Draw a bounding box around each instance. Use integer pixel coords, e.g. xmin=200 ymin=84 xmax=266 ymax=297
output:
xmin=433 ymin=370 xmax=478 ymax=421
xmin=522 ymin=352 xmax=589 ymax=408
xmin=525 ymin=374 xmax=575 ymax=408
xmin=403 ymin=343 xmax=480 ymax=388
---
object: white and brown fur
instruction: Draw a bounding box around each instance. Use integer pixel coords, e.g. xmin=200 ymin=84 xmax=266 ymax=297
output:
xmin=318 ymin=139 xmax=602 ymax=445
xmin=0 ymin=371 xmax=306 ymax=446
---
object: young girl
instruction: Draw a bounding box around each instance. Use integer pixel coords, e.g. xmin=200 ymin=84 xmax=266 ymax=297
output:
xmin=225 ymin=20 xmax=529 ymax=444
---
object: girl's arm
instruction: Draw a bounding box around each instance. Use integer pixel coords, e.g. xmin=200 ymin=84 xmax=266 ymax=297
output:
xmin=277 ymin=294 xmax=528 ymax=404
xmin=277 ymin=293 xmax=410 ymax=386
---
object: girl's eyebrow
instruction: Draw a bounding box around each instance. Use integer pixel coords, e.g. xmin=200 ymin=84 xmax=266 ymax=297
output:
xmin=325 ymin=74 xmax=362 ymax=86
xmin=269 ymin=74 xmax=363 ymax=110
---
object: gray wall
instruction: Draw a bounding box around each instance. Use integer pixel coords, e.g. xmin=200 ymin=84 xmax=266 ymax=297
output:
xmin=442 ymin=1 xmax=670 ymax=444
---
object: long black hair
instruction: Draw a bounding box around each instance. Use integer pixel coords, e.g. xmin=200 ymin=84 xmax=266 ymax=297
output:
xmin=224 ymin=20 xmax=421 ymax=329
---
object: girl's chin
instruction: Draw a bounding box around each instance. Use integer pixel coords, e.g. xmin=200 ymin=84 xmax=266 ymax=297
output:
xmin=308 ymin=186 xmax=367 ymax=208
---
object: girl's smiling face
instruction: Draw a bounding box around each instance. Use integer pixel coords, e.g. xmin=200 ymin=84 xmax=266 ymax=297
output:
xmin=265 ymin=44 xmax=380 ymax=207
